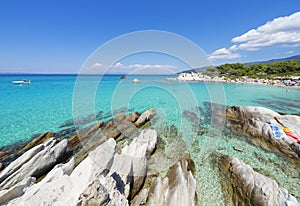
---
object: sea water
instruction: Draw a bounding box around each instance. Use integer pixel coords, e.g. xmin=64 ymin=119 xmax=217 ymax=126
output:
xmin=1 ymin=74 xmax=300 ymax=204
xmin=1 ymin=74 xmax=299 ymax=147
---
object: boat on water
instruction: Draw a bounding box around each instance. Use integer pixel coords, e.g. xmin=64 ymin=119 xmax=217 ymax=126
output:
xmin=132 ymin=78 xmax=140 ymax=83
xmin=12 ymin=80 xmax=31 ymax=84
xmin=120 ymin=75 xmax=126 ymax=79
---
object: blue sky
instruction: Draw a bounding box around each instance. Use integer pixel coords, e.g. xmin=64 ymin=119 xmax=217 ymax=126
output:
xmin=0 ymin=0 xmax=300 ymax=73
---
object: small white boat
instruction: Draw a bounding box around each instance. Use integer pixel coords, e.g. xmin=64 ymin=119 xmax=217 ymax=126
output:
xmin=132 ymin=78 xmax=140 ymax=83
xmin=12 ymin=80 xmax=31 ymax=84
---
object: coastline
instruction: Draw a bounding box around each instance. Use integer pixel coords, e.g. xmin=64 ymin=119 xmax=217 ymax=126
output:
xmin=165 ymin=72 xmax=300 ymax=88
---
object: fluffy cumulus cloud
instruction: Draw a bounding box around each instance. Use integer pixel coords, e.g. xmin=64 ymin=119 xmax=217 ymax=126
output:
xmin=208 ymin=45 xmax=241 ymax=60
xmin=209 ymin=11 xmax=300 ymax=60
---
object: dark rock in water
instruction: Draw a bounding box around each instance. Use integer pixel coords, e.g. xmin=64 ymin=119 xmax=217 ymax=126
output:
xmin=253 ymin=98 xmax=300 ymax=114
xmin=54 ymin=127 xmax=77 ymax=139
xmin=58 ymin=119 xmax=74 ymax=128
xmin=233 ymin=146 xmax=244 ymax=152
xmin=67 ymin=122 xmax=103 ymax=153
xmin=23 ymin=132 xmax=54 ymax=151
xmin=59 ymin=111 xmax=104 ymax=128
xmin=202 ymin=102 xmax=227 ymax=129
xmin=183 ymin=110 xmax=200 ymax=124
xmin=0 ymin=152 xmax=6 ymax=159
xmin=220 ymin=155 xmax=299 ymax=206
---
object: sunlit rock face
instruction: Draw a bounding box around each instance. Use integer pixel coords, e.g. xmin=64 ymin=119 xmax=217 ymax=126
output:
xmin=226 ymin=106 xmax=300 ymax=160
xmin=220 ymin=155 xmax=300 ymax=206
xmin=4 ymin=129 xmax=157 ymax=206
xmin=132 ymin=158 xmax=197 ymax=206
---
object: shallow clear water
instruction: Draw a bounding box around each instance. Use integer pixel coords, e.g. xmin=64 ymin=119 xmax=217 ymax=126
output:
xmin=1 ymin=74 xmax=299 ymax=147
xmin=1 ymin=74 xmax=300 ymax=204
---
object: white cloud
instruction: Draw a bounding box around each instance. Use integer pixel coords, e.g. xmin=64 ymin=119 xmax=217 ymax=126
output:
xmin=113 ymin=62 xmax=124 ymax=68
xmin=111 ymin=62 xmax=178 ymax=70
xmin=209 ymin=11 xmax=300 ymax=60
xmin=285 ymin=50 xmax=294 ymax=54
xmin=208 ymin=45 xmax=241 ymax=60
xmin=86 ymin=62 xmax=178 ymax=73
xmin=232 ymin=12 xmax=300 ymax=48
xmin=112 ymin=62 xmax=178 ymax=69
xmin=91 ymin=62 xmax=104 ymax=68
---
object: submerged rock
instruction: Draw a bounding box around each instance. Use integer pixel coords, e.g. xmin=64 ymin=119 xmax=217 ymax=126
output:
xmin=233 ymin=146 xmax=244 ymax=152
xmin=220 ymin=155 xmax=299 ymax=206
xmin=23 ymin=132 xmax=54 ymax=151
xmin=183 ymin=110 xmax=200 ymax=124
xmin=226 ymin=106 xmax=300 ymax=159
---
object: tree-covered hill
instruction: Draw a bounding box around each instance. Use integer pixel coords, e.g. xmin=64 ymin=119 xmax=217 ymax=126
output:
xmin=215 ymin=60 xmax=300 ymax=78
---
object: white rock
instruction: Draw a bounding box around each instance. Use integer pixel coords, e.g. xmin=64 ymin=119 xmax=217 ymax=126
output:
xmin=0 ymin=138 xmax=68 ymax=190
xmin=7 ymin=138 xmax=116 ymax=206
xmin=0 ymin=144 xmax=44 ymax=183
xmin=0 ymin=177 xmax=35 ymax=205
xmin=135 ymin=109 xmax=155 ymax=127
xmin=222 ymin=156 xmax=300 ymax=206
xmin=145 ymin=159 xmax=197 ymax=206
xmin=7 ymin=130 xmax=158 ymax=206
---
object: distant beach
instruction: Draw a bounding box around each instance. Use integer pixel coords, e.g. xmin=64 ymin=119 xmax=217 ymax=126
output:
xmin=166 ymin=72 xmax=300 ymax=88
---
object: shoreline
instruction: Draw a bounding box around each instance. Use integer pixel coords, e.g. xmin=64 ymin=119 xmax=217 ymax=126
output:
xmin=165 ymin=72 xmax=300 ymax=88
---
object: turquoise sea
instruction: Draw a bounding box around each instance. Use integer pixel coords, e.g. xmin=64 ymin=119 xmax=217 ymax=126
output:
xmin=1 ymin=74 xmax=299 ymax=147
xmin=1 ymin=74 xmax=300 ymax=204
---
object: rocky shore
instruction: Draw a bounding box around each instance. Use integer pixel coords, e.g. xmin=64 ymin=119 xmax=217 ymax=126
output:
xmin=166 ymin=72 xmax=300 ymax=87
xmin=0 ymin=106 xmax=299 ymax=205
